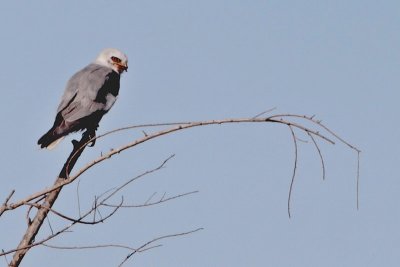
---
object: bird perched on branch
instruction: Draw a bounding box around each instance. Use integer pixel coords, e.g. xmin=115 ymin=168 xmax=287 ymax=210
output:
xmin=38 ymin=48 xmax=128 ymax=149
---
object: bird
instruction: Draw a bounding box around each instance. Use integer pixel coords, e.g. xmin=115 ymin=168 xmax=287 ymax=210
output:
xmin=38 ymin=48 xmax=128 ymax=149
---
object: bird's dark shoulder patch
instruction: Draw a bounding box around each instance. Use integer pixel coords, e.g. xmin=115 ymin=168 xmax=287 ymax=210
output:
xmin=95 ymin=71 xmax=120 ymax=104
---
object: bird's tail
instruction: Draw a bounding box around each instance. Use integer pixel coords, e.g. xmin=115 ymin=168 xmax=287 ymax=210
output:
xmin=37 ymin=128 xmax=65 ymax=150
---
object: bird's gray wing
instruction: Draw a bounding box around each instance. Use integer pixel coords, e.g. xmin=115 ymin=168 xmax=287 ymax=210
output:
xmin=57 ymin=64 xmax=117 ymax=123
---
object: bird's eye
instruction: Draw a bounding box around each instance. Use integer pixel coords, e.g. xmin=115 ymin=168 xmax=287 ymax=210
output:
xmin=111 ymin=56 xmax=121 ymax=63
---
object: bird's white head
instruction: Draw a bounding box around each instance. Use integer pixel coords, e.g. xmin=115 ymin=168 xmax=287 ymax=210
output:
xmin=94 ymin=48 xmax=128 ymax=74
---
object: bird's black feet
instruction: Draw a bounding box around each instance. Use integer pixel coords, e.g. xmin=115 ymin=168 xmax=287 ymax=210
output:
xmin=83 ymin=130 xmax=97 ymax=147
xmin=88 ymin=131 xmax=96 ymax=147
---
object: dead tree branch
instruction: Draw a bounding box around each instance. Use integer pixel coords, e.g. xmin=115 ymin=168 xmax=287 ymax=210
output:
xmin=8 ymin=131 xmax=93 ymax=266
xmin=103 ymin=191 xmax=199 ymax=208
xmin=0 ymin=155 xmax=177 ymax=260
xmin=1 ymin=114 xmax=360 ymax=266
xmin=0 ymin=116 xmax=343 ymax=216
xmin=118 ymin=228 xmax=204 ymax=266
xmin=308 ymin=132 xmax=326 ymax=181
xmin=0 ymin=190 xmax=15 ymax=217
xmin=36 ymin=228 xmax=203 ymax=267
xmin=287 ymin=125 xmax=298 ymax=218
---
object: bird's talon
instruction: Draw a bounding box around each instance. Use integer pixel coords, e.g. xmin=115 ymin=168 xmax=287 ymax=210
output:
xmin=88 ymin=140 xmax=96 ymax=147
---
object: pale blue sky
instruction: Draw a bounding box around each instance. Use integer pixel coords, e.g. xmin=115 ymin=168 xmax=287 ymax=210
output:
xmin=0 ymin=1 xmax=399 ymax=266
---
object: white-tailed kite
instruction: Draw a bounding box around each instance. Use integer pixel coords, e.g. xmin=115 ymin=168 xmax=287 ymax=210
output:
xmin=38 ymin=48 xmax=128 ymax=149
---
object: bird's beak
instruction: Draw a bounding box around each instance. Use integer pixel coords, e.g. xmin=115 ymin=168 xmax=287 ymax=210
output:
xmin=115 ymin=62 xmax=128 ymax=73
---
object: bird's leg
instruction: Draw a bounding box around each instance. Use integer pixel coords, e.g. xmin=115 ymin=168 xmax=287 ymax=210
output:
xmin=83 ymin=129 xmax=97 ymax=147
xmin=88 ymin=130 xmax=96 ymax=147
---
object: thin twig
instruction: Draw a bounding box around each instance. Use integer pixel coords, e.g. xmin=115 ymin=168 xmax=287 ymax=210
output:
xmin=287 ymin=125 xmax=298 ymax=218
xmin=269 ymin=114 xmax=360 ymax=151
xmin=24 ymin=199 xmax=123 ymax=225
xmin=42 ymin=243 xmax=137 ymax=251
xmin=0 ymin=190 xmax=15 ymax=217
xmin=25 ymin=195 xmax=46 ymax=227
xmin=144 ymin=192 xmax=157 ymax=205
xmin=101 ymin=155 xmax=175 ymax=204
xmin=308 ymin=132 xmax=326 ymax=180
xmin=93 ymin=196 xmax=98 ymax=223
xmin=357 ymin=151 xmax=361 ymax=210
xmin=76 ymin=180 xmax=82 ymax=217
xmin=2 ymin=249 xmax=9 ymax=266
xmin=0 ymin=190 xmax=15 ymax=215
xmin=118 ymin=228 xmax=203 ymax=267
xmin=46 ymin=216 xmax=54 ymax=235
xmin=252 ymin=107 xmax=277 ymax=119
xmin=103 ymin=191 xmax=199 ymax=208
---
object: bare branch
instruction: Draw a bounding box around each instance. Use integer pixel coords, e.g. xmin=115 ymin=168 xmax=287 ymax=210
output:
xmin=144 ymin=192 xmax=158 ymax=206
xmin=2 ymin=115 xmax=360 ymax=266
xmin=41 ymin=228 xmax=203 ymax=266
xmin=103 ymin=191 xmax=199 ymax=208
xmin=252 ymin=107 xmax=277 ymax=119
xmin=308 ymin=132 xmax=326 ymax=181
xmin=76 ymin=180 xmax=82 ymax=218
xmin=2 ymin=249 xmax=9 ymax=266
xmin=269 ymin=114 xmax=360 ymax=151
xmin=1 ymin=155 xmax=176 ymax=259
xmin=0 ymin=190 xmax=15 ymax=217
xmin=8 ymin=132 xmax=93 ymax=266
xmin=118 ymin=228 xmax=203 ymax=266
xmin=287 ymin=125 xmax=298 ymax=219
xmin=99 ymin=155 xmax=175 ymax=204
xmin=24 ymin=198 xmax=123 ymax=225
xmin=3 ymin=190 xmax=15 ymax=207
xmin=357 ymin=151 xmax=361 ymax=210
xmin=45 ymin=216 xmax=54 ymax=235
xmin=2 ymin=116 xmax=357 ymax=216
xmin=42 ymin=243 xmax=137 ymax=251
